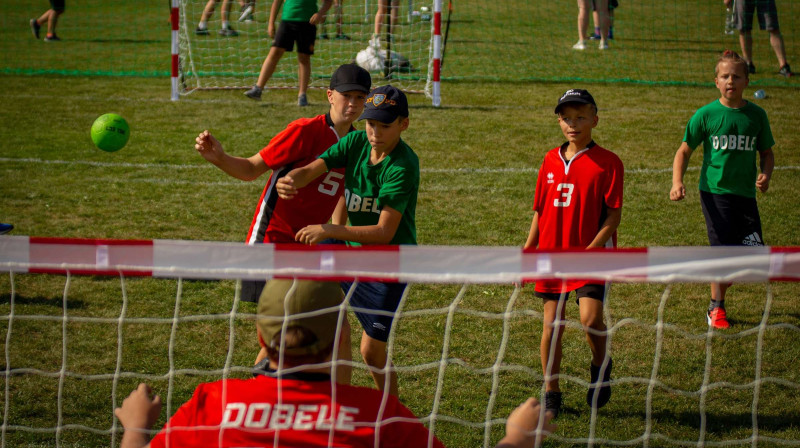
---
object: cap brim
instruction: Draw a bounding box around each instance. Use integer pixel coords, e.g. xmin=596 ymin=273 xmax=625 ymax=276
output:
xmin=359 ymin=109 xmax=399 ymax=123
xmin=333 ymin=83 xmax=370 ymax=93
xmin=554 ymin=99 xmax=594 ymax=113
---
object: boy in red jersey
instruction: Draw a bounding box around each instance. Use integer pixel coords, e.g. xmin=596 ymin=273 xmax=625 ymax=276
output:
xmin=195 ymin=63 xmax=371 ymax=303
xmin=114 ymin=279 xmax=557 ymax=448
xmin=523 ymin=89 xmax=623 ymax=418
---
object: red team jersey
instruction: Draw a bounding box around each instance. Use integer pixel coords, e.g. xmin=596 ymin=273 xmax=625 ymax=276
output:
xmin=533 ymin=142 xmax=624 ymax=293
xmin=247 ymin=114 xmax=350 ymax=245
xmin=148 ymin=374 xmax=445 ymax=448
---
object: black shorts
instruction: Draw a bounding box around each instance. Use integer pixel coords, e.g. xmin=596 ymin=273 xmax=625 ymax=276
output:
xmin=534 ymin=283 xmax=608 ymax=305
xmin=700 ymin=190 xmax=764 ymax=246
xmin=273 ymin=20 xmax=316 ymax=54
xmin=591 ymin=0 xmax=618 ymax=11
xmin=342 ymin=280 xmax=406 ymax=342
xmin=735 ymin=0 xmax=779 ymax=32
xmin=50 ymin=0 xmax=65 ymax=12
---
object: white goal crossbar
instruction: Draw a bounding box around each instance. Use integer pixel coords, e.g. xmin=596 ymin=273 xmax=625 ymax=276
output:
xmin=1 ymin=236 xmax=798 ymax=283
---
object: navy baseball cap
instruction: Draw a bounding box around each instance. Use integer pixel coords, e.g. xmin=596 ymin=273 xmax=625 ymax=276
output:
xmin=555 ymin=89 xmax=597 ymax=113
xmin=330 ymin=63 xmax=372 ymax=93
xmin=359 ymin=85 xmax=409 ymax=123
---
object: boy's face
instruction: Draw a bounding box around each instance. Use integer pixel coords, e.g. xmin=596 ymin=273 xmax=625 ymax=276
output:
xmin=365 ymin=117 xmax=409 ymax=153
xmin=328 ymin=89 xmax=368 ymax=123
xmin=557 ymin=103 xmax=598 ymax=146
xmin=715 ymin=61 xmax=749 ymax=103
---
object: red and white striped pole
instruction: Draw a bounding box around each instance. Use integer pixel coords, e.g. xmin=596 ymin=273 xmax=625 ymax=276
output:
xmin=170 ymin=0 xmax=180 ymax=101
xmin=431 ymin=0 xmax=442 ymax=107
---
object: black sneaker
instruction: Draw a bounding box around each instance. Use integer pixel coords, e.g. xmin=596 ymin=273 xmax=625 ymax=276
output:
xmin=335 ymin=33 xmax=351 ymax=40
xmin=0 ymin=223 xmax=13 ymax=235
xmin=30 ymin=19 xmax=40 ymax=39
xmin=748 ymin=62 xmax=756 ymax=74
xmin=587 ymin=358 xmax=612 ymax=409
xmin=195 ymin=26 xmax=209 ymax=35
xmin=779 ymin=64 xmax=793 ymax=77
xmin=544 ymin=391 xmax=562 ymax=419
xmin=244 ymin=85 xmax=263 ymax=100
xmin=219 ymin=27 xmax=239 ymax=37
xmin=44 ymin=34 xmax=61 ymax=42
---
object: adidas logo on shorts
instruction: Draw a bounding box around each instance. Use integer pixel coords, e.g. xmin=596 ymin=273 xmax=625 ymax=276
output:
xmin=742 ymin=232 xmax=763 ymax=247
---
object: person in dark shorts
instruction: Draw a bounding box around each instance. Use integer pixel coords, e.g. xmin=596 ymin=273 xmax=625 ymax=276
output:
xmin=244 ymin=0 xmax=333 ymax=105
xmin=726 ymin=0 xmax=793 ymax=77
xmin=30 ymin=0 xmax=65 ymax=42
xmin=671 ymin=50 xmax=775 ymax=329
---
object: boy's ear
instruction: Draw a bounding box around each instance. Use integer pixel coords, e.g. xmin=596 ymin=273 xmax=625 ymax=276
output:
xmin=399 ymin=117 xmax=410 ymax=131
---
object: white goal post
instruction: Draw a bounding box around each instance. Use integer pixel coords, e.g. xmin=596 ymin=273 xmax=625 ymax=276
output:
xmin=170 ymin=0 xmax=441 ymax=105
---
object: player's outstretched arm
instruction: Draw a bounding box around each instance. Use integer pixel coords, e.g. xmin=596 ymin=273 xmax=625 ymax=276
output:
xmin=114 ymin=383 xmax=162 ymax=448
xmin=276 ymin=159 xmax=329 ymax=200
xmin=295 ymin=206 xmax=403 ymax=245
xmin=670 ymin=142 xmax=693 ymax=201
xmin=756 ymin=147 xmax=774 ymax=193
xmin=195 ymin=130 xmax=268 ymax=181
xmin=495 ymin=398 xmax=557 ymax=448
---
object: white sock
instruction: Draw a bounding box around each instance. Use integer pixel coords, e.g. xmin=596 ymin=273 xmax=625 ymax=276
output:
xmin=197 ymin=21 xmax=207 ymax=29
xmin=222 ymin=20 xmax=230 ymax=29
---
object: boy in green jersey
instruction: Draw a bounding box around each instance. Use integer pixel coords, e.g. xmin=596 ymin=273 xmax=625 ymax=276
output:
xmin=276 ymin=85 xmax=418 ymax=396
xmin=670 ymin=50 xmax=775 ymax=330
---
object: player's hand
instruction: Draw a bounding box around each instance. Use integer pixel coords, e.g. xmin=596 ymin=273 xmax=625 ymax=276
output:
xmin=756 ymin=173 xmax=770 ymax=193
xmin=310 ymin=13 xmax=327 ymax=25
xmin=195 ymin=130 xmax=224 ymax=165
xmin=114 ymin=383 xmax=162 ymax=430
xmin=496 ymin=397 xmax=557 ymax=448
xmin=669 ymin=183 xmax=686 ymax=201
xmin=268 ymin=22 xmax=276 ymax=39
xmin=295 ymin=224 xmax=328 ymax=245
xmin=276 ymin=176 xmax=298 ymax=199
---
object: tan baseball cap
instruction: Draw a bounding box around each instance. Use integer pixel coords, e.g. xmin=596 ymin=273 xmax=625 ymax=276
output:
xmin=257 ymin=279 xmax=345 ymax=356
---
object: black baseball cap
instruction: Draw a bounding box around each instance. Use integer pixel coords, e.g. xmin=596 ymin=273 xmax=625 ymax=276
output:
xmin=554 ymin=89 xmax=597 ymax=113
xmin=359 ymin=85 xmax=409 ymax=124
xmin=330 ymin=63 xmax=372 ymax=93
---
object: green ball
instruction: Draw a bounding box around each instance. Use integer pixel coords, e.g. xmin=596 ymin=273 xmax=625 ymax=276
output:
xmin=91 ymin=113 xmax=130 ymax=152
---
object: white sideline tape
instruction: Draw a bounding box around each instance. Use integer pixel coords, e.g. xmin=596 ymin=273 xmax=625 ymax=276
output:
xmin=3 ymin=157 xmax=800 ymax=176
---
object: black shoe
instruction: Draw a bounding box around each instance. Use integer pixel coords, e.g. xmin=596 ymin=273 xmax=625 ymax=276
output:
xmin=544 ymin=391 xmax=562 ymax=419
xmin=0 ymin=223 xmax=13 ymax=235
xmin=219 ymin=27 xmax=238 ymax=37
xmin=44 ymin=34 xmax=61 ymax=42
xmin=30 ymin=19 xmax=40 ymax=39
xmin=587 ymin=358 xmax=612 ymax=409
xmin=747 ymin=62 xmax=756 ymax=74
xmin=195 ymin=26 xmax=209 ymax=35
xmin=335 ymin=33 xmax=351 ymax=40
xmin=779 ymin=64 xmax=793 ymax=77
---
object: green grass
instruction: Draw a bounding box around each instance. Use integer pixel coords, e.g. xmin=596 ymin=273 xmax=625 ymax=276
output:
xmin=2 ymin=0 xmax=800 ymax=447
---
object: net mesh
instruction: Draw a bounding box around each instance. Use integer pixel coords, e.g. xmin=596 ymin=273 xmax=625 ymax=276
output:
xmin=1 ymin=239 xmax=799 ymax=447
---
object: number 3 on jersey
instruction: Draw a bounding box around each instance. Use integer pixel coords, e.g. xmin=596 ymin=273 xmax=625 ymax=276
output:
xmin=318 ymin=171 xmax=344 ymax=196
xmin=553 ymin=183 xmax=574 ymax=207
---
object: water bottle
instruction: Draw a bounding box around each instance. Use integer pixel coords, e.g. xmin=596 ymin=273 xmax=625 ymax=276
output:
xmin=725 ymin=8 xmax=735 ymax=35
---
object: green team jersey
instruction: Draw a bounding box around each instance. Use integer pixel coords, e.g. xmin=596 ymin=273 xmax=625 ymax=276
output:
xmin=319 ymin=131 xmax=419 ymax=246
xmin=281 ymin=0 xmax=318 ymax=22
xmin=683 ymin=99 xmax=774 ymax=198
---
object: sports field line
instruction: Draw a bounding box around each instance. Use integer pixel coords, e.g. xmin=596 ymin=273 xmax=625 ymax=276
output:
xmin=2 ymin=157 xmax=799 ymax=175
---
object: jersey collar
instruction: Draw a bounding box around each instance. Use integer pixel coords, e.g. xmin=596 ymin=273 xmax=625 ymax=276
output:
xmin=253 ymin=359 xmax=333 ymax=382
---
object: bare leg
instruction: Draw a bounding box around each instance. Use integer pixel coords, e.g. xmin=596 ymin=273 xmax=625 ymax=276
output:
xmin=768 ymin=30 xmax=788 ymax=68
xmin=576 ymin=0 xmax=591 ymax=43
xmin=541 ymin=299 xmax=566 ymax=392
xmin=739 ymin=30 xmax=754 ymax=64
xmin=594 ymin=0 xmax=609 ymax=47
xmin=335 ymin=317 xmax=353 ymax=385
xmin=578 ymin=297 xmax=607 ymax=366
xmin=360 ymin=332 xmax=398 ymax=396
xmin=297 ymin=52 xmax=311 ymax=96
xmin=200 ymin=0 xmax=217 ymax=23
xmin=256 ymin=46 xmax=287 ymax=88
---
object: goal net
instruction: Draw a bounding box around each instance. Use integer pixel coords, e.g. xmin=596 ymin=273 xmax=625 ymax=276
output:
xmin=174 ymin=0 xmax=438 ymax=99
xmin=1 ymin=237 xmax=799 ymax=447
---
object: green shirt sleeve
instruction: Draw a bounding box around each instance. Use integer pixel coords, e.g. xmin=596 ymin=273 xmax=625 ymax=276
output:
xmin=377 ymin=165 xmax=417 ymax=214
xmin=683 ymin=108 xmax=705 ymax=150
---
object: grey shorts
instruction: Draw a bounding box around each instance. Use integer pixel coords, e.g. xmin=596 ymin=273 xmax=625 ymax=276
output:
xmin=735 ymin=0 xmax=779 ymax=32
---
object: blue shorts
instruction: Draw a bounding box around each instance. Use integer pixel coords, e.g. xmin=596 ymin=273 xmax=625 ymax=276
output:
xmin=342 ymin=280 xmax=407 ymax=342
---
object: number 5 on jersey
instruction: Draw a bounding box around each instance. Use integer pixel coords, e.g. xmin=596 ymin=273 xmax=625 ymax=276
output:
xmin=318 ymin=171 xmax=345 ymax=196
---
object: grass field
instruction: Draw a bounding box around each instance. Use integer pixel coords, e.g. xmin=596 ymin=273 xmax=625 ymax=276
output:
xmin=2 ymin=0 xmax=800 ymax=447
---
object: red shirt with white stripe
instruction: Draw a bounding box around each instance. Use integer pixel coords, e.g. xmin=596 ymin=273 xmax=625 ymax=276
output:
xmin=247 ymin=114 xmax=349 ymax=245
xmin=533 ymin=142 xmax=624 ymax=293
xmin=148 ymin=373 xmax=445 ymax=448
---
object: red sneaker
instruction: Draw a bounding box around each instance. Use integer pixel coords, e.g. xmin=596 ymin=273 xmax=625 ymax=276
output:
xmin=707 ymin=307 xmax=730 ymax=329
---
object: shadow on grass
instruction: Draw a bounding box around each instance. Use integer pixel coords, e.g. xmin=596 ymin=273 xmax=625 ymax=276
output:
xmin=0 ymin=293 xmax=86 ymax=309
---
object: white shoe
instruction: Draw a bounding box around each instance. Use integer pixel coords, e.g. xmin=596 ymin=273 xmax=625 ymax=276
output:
xmin=598 ymin=41 xmax=609 ymax=50
xmin=572 ymin=40 xmax=586 ymax=50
